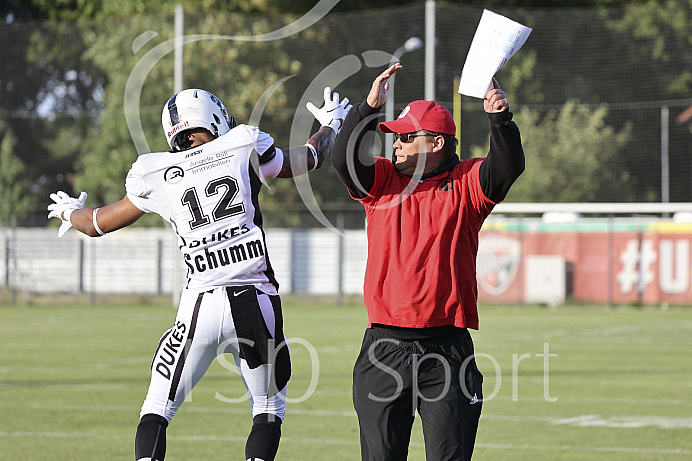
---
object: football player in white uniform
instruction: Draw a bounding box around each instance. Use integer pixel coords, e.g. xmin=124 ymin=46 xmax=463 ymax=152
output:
xmin=48 ymin=87 xmax=350 ymax=461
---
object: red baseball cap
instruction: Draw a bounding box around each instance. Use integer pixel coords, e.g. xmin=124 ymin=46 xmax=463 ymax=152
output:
xmin=378 ymin=100 xmax=456 ymax=136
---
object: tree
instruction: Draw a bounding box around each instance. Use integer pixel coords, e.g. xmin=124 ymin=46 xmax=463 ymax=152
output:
xmin=0 ymin=128 xmax=33 ymax=225
xmin=3 ymin=0 xmax=690 ymax=230
xmin=70 ymin=11 xmax=303 ymax=226
xmin=0 ymin=20 xmax=95 ymax=225
xmin=471 ymin=101 xmax=632 ymax=203
xmin=0 ymin=0 xmax=670 ymax=20
xmin=605 ymin=1 xmax=692 ymax=201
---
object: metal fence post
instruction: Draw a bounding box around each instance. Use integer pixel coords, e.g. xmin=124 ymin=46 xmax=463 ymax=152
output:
xmin=157 ymin=239 xmax=163 ymax=294
xmin=424 ymin=0 xmax=436 ymax=101
xmin=90 ymin=238 xmax=96 ymax=305
xmin=4 ymin=237 xmax=9 ymax=286
xmin=608 ymin=213 xmax=614 ymax=308
xmin=290 ymin=229 xmax=298 ymax=294
xmin=174 ymin=4 xmax=184 ymax=93
xmin=517 ymin=216 xmax=524 ymax=306
xmin=337 ymin=214 xmax=344 ymax=306
xmin=11 ymin=216 xmax=16 ymax=305
xmin=79 ymin=239 xmax=85 ymax=293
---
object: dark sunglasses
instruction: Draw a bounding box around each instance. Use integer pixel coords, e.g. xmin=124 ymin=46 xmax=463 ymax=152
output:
xmin=394 ymin=132 xmax=438 ymax=143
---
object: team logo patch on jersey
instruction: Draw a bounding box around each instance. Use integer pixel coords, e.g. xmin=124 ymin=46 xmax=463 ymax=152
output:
xmin=476 ymin=236 xmax=521 ymax=295
xmin=438 ymin=178 xmax=453 ymax=191
xmin=164 ymin=166 xmax=185 ymax=184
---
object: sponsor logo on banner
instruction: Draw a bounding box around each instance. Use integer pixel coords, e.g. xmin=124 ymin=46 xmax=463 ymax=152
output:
xmin=477 ymin=236 xmax=521 ymax=295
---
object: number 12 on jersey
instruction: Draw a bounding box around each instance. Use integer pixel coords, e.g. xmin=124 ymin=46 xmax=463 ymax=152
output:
xmin=182 ymin=176 xmax=245 ymax=230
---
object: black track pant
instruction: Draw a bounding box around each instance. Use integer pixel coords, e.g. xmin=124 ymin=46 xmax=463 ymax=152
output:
xmin=353 ymin=328 xmax=483 ymax=461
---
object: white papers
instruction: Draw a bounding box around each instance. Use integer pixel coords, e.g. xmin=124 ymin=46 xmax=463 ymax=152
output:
xmin=458 ymin=10 xmax=532 ymax=98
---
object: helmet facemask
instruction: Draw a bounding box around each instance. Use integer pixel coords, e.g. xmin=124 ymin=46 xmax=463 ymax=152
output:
xmin=172 ymin=129 xmax=197 ymax=151
xmin=162 ymin=89 xmax=236 ymax=151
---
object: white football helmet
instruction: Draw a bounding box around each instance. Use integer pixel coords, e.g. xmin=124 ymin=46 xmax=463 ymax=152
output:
xmin=161 ymin=89 xmax=236 ymax=151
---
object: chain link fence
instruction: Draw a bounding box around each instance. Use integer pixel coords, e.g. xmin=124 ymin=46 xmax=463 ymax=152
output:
xmin=2 ymin=2 xmax=692 ymax=229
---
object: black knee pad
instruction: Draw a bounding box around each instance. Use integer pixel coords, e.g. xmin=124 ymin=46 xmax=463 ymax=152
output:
xmin=245 ymin=413 xmax=282 ymax=461
xmin=135 ymin=413 xmax=169 ymax=461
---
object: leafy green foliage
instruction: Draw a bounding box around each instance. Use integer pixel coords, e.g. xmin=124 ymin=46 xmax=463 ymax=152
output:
xmin=72 ymin=12 xmax=297 ymax=208
xmin=0 ymin=129 xmax=33 ymax=224
xmin=2 ymin=0 xmax=692 ymax=227
xmin=0 ymin=0 xmax=671 ymax=21
xmin=472 ymin=101 xmax=632 ymax=203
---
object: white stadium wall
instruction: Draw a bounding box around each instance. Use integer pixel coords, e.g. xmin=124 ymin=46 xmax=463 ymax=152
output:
xmin=6 ymin=212 xmax=692 ymax=306
xmin=0 ymin=227 xmax=368 ymax=298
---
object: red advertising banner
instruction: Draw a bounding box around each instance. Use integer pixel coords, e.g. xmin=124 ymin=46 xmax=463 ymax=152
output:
xmin=477 ymin=224 xmax=692 ymax=305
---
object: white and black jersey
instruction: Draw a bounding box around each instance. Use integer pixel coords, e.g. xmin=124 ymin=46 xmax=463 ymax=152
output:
xmin=126 ymin=124 xmax=283 ymax=294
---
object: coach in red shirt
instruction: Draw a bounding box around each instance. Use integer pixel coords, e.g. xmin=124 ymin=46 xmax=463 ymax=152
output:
xmin=331 ymin=64 xmax=525 ymax=461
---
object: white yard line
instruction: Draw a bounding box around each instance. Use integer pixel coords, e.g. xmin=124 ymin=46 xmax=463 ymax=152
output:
xmin=475 ymin=443 xmax=692 ymax=456
xmin=1 ymin=431 xmax=690 ymax=455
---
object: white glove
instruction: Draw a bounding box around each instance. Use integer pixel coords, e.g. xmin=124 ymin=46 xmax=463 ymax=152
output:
xmin=47 ymin=191 xmax=87 ymax=238
xmin=306 ymin=87 xmax=352 ymax=135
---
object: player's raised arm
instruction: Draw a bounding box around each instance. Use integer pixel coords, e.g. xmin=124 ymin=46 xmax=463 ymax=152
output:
xmin=48 ymin=191 xmax=144 ymax=237
xmin=271 ymin=87 xmax=351 ymax=178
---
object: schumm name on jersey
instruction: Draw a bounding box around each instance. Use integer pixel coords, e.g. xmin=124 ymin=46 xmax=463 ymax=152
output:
xmin=182 ymin=226 xmax=265 ymax=275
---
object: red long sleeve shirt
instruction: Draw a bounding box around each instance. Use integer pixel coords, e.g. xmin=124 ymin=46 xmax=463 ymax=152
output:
xmin=357 ymin=156 xmax=494 ymax=330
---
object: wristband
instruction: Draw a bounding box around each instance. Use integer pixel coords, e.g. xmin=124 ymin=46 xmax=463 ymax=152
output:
xmin=92 ymin=208 xmax=106 ymax=236
xmin=326 ymin=118 xmax=342 ymax=135
xmin=305 ymin=143 xmax=319 ymax=171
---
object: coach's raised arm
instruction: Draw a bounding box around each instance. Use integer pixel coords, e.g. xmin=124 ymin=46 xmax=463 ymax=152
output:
xmin=331 ymin=63 xmax=402 ymax=198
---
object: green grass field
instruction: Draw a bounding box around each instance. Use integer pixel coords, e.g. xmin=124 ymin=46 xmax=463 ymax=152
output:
xmin=1 ymin=295 xmax=691 ymax=460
